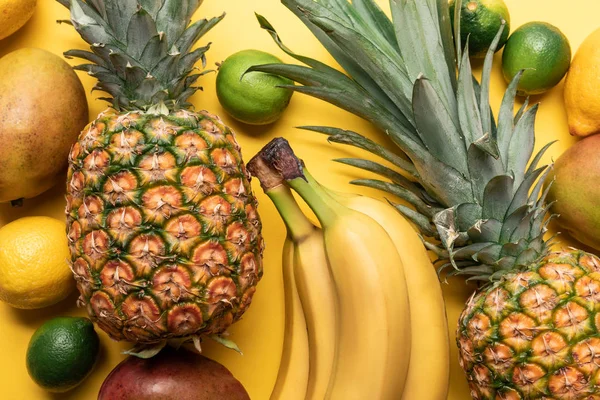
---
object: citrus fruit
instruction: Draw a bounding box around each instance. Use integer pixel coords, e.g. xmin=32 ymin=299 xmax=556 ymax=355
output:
xmin=0 ymin=216 xmax=74 ymax=309
xmin=0 ymin=0 xmax=37 ymax=40
xmin=502 ymin=22 xmax=571 ymax=96
xmin=449 ymin=0 xmax=510 ymax=58
xmin=26 ymin=316 xmax=100 ymax=393
xmin=564 ymin=27 xmax=600 ymax=137
xmin=216 ymin=49 xmax=293 ymax=125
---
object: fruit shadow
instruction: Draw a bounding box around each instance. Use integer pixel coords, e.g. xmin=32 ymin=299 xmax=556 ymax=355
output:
xmin=9 ymin=291 xmax=81 ymax=329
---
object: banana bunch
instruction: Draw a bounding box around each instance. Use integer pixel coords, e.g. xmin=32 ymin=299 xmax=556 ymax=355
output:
xmin=247 ymin=138 xmax=450 ymax=400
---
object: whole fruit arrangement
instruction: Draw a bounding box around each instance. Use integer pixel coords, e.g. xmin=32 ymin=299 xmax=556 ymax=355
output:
xmin=449 ymin=0 xmax=511 ymax=58
xmin=564 ymin=27 xmax=600 ymax=137
xmin=60 ymin=0 xmax=263 ymax=347
xmin=98 ymin=348 xmax=250 ymax=400
xmin=0 ymin=216 xmax=74 ymax=309
xmin=0 ymin=0 xmax=37 ymax=40
xmin=0 ymin=48 xmax=88 ymax=204
xmin=253 ymin=0 xmax=600 ymax=398
xmin=502 ymin=21 xmax=571 ymax=95
xmin=27 ymin=316 xmax=100 ymax=393
xmin=547 ymin=134 xmax=600 ymax=249
xmin=217 ymin=49 xmax=294 ymax=125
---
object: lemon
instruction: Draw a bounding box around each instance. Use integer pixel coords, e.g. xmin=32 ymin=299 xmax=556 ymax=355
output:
xmin=216 ymin=49 xmax=294 ymax=125
xmin=0 ymin=0 xmax=37 ymax=40
xmin=449 ymin=0 xmax=511 ymax=58
xmin=0 ymin=216 xmax=74 ymax=309
xmin=502 ymin=22 xmax=571 ymax=96
xmin=564 ymin=27 xmax=600 ymax=137
xmin=27 ymin=316 xmax=100 ymax=393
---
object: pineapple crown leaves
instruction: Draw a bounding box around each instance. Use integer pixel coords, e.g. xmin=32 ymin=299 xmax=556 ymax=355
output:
xmin=57 ymin=0 xmax=224 ymax=111
xmin=253 ymin=0 xmax=555 ymax=282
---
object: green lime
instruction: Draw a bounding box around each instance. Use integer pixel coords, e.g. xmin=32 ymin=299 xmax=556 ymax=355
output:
xmin=502 ymin=22 xmax=571 ymax=96
xmin=26 ymin=316 xmax=100 ymax=393
xmin=216 ymin=49 xmax=293 ymax=125
xmin=449 ymin=0 xmax=511 ymax=58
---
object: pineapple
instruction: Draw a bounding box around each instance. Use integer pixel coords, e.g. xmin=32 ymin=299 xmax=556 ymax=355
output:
xmin=253 ymin=0 xmax=600 ymax=398
xmin=59 ymin=0 xmax=263 ymax=347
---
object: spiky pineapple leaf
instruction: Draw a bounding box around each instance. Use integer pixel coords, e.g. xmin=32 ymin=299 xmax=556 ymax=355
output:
xmin=127 ymin=9 xmax=159 ymax=59
xmin=352 ymin=179 xmax=438 ymax=217
xmin=302 ymin=13 xmax=414 ymax=122
xmin=390 ymin=0 xmax=457 ymax=122
xmin=480 ymin=22 xmax=506 ymax=137
xmin=104 ymin=0 xmax=137 ymax=41
xmin=482 ymin=175 xmax=514 ymax=221
xmin=390 ymin=201 xmax=437 ymax=237
xmin=210 ymin=335 xmax=242 ymax=355
xmin=467 ymin=144 xmax=503 ymax=204
xmin=506 ymin=104 xmax=539 ymax=187
xmin=412 ymin=77 xmax=467 ymax=175
xmin=123 ymin=341 xmax=167 ymax=358
xmin=280 ymin=0 xmax=397 ymax=112
xmin=497 ymin=70 xmax=524 ymax=163
xmin=457 ymin=45 xmax=484 ymax=145
xmin=352 ymin=0 xmax=399 ymax=50
xmin=334 ymin=158 xmax=421 ymax=194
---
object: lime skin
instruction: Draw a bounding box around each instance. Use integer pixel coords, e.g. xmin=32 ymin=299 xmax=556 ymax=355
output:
xmin=449 ymin=0 xmax=511 ymax=58
xmin=26 ymin=317 xmax=100 ymax=393
xmin=502 ymin=22 xmax=571 ymax=96
xmin=216 ymin=49 xmax=294 ymax=125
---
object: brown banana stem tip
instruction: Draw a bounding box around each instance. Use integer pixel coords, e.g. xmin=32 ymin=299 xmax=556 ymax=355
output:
xmin=246 ymin=153 xmax=284 ymax=191
xmin=258 ymin=138 xmax=305 ymax=182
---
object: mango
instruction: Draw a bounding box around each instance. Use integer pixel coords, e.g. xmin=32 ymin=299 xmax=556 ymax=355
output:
xmin=548 ymin=134 xmax=600 ymax=250
xmin=0 ymin=0 xmax=37 ymax=40
xmin=0 ymin=48 xmax=88 ymax=204
xmin=98 ymin=348 xmax=250 ymax=400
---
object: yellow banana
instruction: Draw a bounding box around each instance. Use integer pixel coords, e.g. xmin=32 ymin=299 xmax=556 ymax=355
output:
xmin=288 ymin=171 xmax=411 ymax=400
xmin=267 ymin=184 xmax=338 ymax=400
xmin=269 ymin=238 xmax=310 ymax=400
xmin=328 ymin=189 xmax=449 ymax=400
xmin=293 ymin=227 xmax=337 ymax=400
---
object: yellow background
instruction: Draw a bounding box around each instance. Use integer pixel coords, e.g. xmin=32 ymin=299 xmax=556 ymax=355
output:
xmin=0 ymin=0 xmax=595 ymax=398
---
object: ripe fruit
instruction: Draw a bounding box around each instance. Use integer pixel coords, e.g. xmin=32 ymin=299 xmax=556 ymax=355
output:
xmin=449 ymin=0 xmax=511 ymax=58
xmin=546 ymin=134 xmax=600 ymax=249
xmin=0 ymin=216 xmax=73 ymax=309
xmin=60 ymin=0 xmax=263 ymax=347
xmin=250 ymin=139 xmax=411 ymax=400
xmin=0 ymin=0 xmax=37 ymax=40
xmin=564 ymin=27 xmax=600 ymax=137
xmin=26 ymin=317 xmax=100 ymax=393
xmin=502 ymin=22 xmax=571 ymax=95
xmin=98 ymin=348 xmax=250 ymax=400
xmin=216 ymin=50 xmax=294 ymax=125
xmin=457 ymin=250 xmax=600 ymax=398
xmin=254 ymin=1 xmax=594 ymax=397
xmin=0 ymin=48 xmax=88 ymax=204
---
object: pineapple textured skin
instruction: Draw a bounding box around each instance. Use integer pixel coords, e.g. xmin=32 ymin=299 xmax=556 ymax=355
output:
xmin=66 ymin=108 xmax=263 ymax=343
xmin=458 ymin=250 xmax=600 ymax=399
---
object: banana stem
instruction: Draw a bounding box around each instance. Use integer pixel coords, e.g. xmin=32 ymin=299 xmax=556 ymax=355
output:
xmin=267 ymin=186 xmax=316 ymax=242
xmin=287 ymin=176 xmax=341 ymax=228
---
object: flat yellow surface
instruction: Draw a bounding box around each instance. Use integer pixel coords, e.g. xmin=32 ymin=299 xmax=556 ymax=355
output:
xmin=0 ymin=0 xmax=596 ymax=399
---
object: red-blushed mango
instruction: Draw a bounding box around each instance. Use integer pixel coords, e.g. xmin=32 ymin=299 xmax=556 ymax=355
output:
xmin=0 ymin=48 xmax=88 ymax=204
xmin=548 ymin=134 xmax=600 ymax=249
xmin=98 ymin=348 xmax=250 ymax=400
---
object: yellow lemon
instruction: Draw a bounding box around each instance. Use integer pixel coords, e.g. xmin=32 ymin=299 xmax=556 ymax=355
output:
xmin=564 ymin=27 xmax=600 ymax=137
xmin=0 ymin=0 xmax=37 ymax=41
xmin=0 ymin=216 xmax=73 ymax=309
